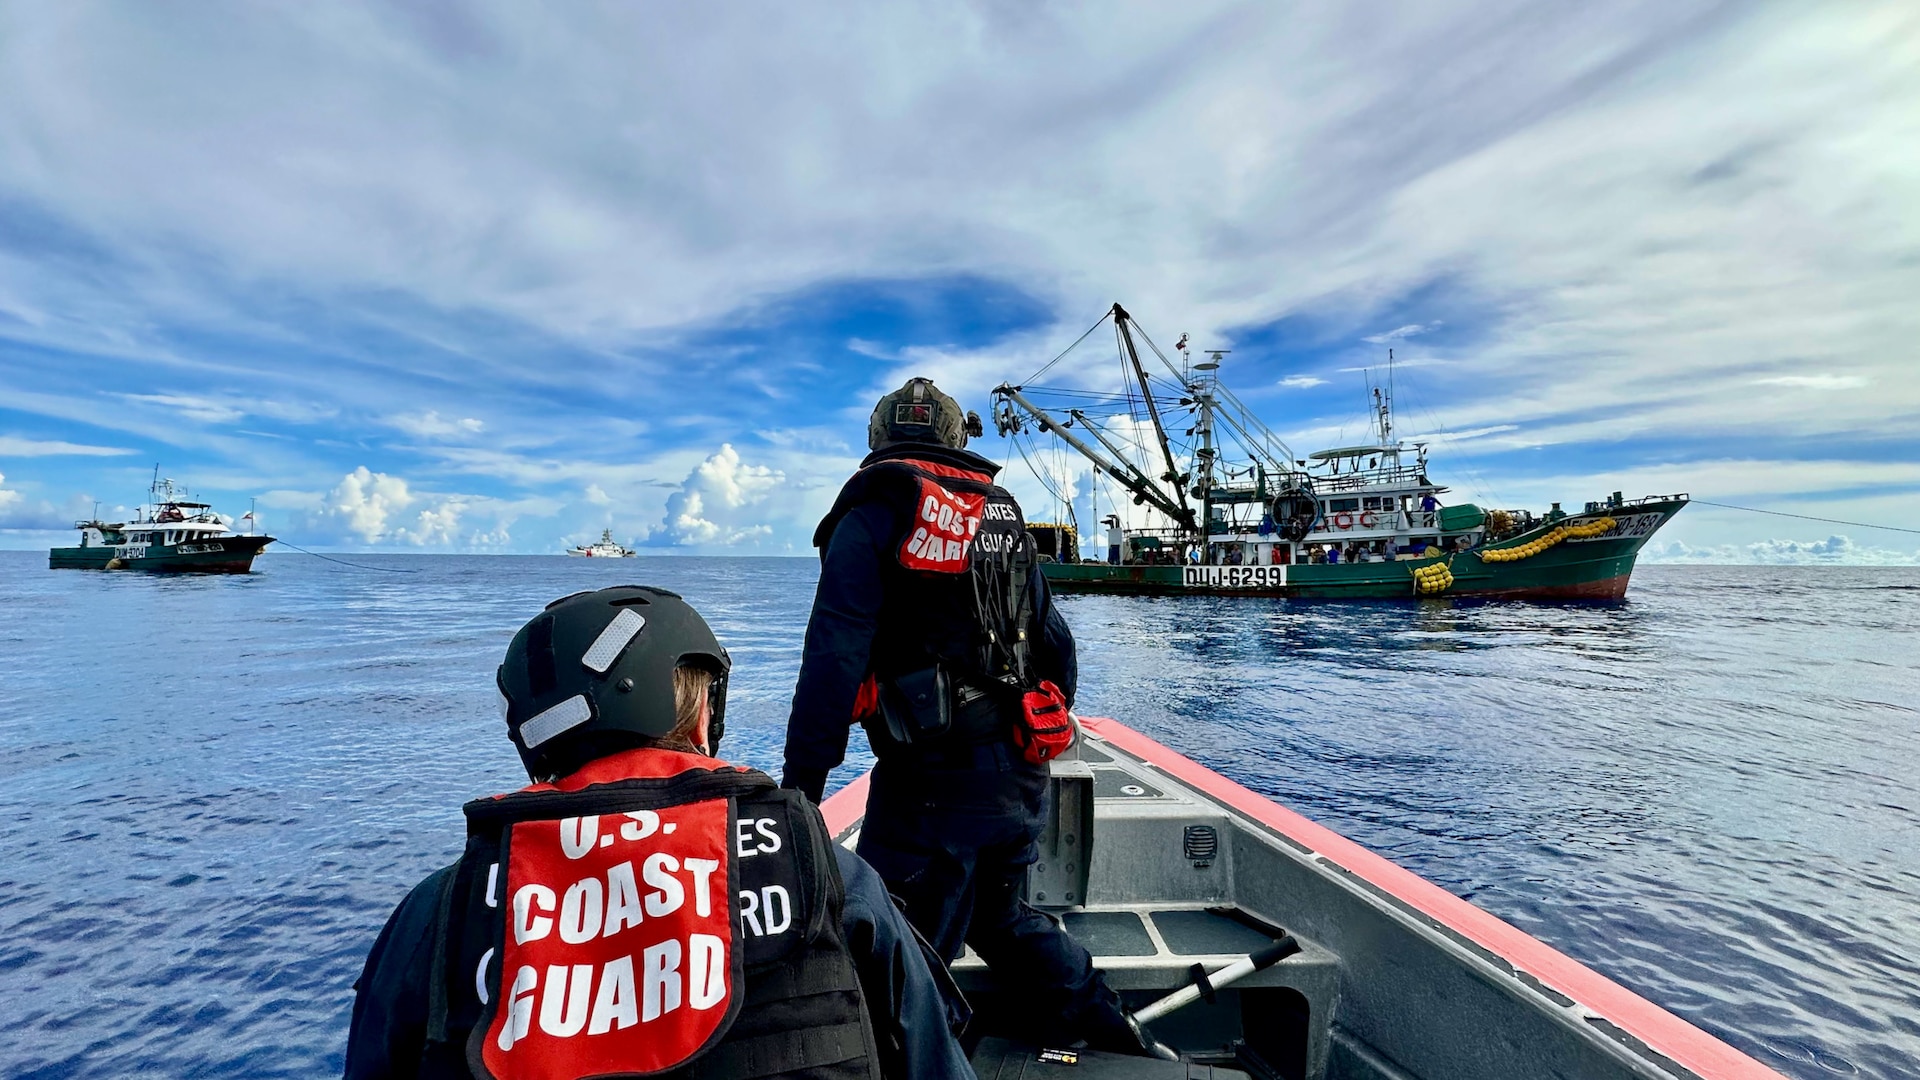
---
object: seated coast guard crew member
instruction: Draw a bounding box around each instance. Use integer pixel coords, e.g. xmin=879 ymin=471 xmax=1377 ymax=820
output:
xmin=782 ymin=378 xmax=1163 ymax=1056
xmin=345 ymin=585 xmax=973 ymax=1080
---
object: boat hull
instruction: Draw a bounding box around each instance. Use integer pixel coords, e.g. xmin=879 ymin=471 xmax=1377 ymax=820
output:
xmin=48 ymin=535 xmax=274 ymax=573
xmin=1044 ymin=499 xmax=1684 ymax=601
xmin=820 ymin=712 xmax=1783 ymax=1080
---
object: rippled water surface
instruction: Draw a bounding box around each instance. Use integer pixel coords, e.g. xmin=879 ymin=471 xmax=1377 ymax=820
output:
xmin=1 ymin=552 xmax=1915 ymax=1078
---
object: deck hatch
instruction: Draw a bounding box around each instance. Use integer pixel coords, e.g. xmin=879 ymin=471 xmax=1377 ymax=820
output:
xmin=1061 ymin=911 xmax=1157 ymax=957
xmin=1151 ymin=909 xmax=1279 ymax=957
xmin=1093 ymin=769 xmax=1164 ymax=799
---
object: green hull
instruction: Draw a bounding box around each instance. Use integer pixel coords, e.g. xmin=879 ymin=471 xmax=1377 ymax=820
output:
xmin=1044 ymin=500 xmax=1684 ymax=600
xmin=49 ymin=535 xmax=274 ymax=573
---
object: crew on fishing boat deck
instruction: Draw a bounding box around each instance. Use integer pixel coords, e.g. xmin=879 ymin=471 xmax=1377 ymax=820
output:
xmin=783 ymin=377 xmax=1166 ymax=1057
xmin=345 ymin=585 xmax=972 ymax=1080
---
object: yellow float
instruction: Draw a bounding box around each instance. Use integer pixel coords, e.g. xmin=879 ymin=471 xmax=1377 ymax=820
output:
xmin=1475 ymin=517 xmax=1615 ymax=563
xmin=1412 ymin=556 xmax=1455 ymax=596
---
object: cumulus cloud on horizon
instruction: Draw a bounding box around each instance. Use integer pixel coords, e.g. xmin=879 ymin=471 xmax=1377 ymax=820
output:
xmin=1642 ymin=534 xmax=1920 ymax=567
xmin=657 ymin=444 xmax=785 ymax=548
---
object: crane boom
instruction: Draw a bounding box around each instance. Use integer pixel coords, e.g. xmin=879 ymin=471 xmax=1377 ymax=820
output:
xmin=992 ymin=385 xmax=1190 ymax=526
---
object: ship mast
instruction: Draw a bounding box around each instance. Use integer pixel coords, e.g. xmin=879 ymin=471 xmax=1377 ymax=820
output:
xmin=1190 ymin=346 xmax=1226 ymax=558
xmin=993 ymin=303 xmax=1298 ymax=556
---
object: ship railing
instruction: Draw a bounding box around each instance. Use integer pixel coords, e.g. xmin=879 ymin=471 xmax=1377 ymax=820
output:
xmin=1314 ymin=464 xmax=1429 ymax=494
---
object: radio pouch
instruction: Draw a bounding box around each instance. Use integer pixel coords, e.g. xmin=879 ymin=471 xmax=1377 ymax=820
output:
xmin=879 ymin=665 xmax=952 ymax=746
xmin=1013 ymin=680 xmax=1076 ymax=765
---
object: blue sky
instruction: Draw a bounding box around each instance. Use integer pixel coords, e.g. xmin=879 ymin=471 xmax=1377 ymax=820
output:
xmin=2 ymin=3 xmax=1916 ymax=562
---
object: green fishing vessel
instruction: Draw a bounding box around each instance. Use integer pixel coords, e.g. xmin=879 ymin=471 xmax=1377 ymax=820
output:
xmin=992 ymin=304 xmax=1684 ymax=600
xmin=49 ymin=475 xmax=274 ymax=573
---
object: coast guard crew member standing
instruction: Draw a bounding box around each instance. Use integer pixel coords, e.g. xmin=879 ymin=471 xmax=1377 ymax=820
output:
xmin=782 ymin=378 xmax=1160 ymax=1055
xmin=345 ymin=585 xmax=972 ymax=1080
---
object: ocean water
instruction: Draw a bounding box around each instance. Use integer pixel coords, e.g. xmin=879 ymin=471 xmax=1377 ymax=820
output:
xmin=0 ymin=550 xmax=1914 ymax=1079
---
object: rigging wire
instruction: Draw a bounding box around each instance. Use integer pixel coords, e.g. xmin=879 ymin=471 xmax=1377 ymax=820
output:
xmin=1688 ymin=501 xmax=1920 ymax=536
xmin=273 ymin=537 xmax=419 ymax=573
xmin=1021 ymin=385 xmax=1138 ymax=401
xmin=1400 ymin=384 xmax=1503 ymax=509
xmin=1024 ymin=311 xmax=1114 ymax=385
xmin=1013 ymin=431 xmax=1076 ymax=515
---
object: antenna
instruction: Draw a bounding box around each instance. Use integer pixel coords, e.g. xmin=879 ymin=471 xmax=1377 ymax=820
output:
xmin=1384 ymin=348 xmax=1395 ymax=444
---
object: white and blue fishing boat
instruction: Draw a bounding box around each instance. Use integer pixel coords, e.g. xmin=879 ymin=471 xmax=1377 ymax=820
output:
xmin=48 ymin=475 xmax=273 ymax=573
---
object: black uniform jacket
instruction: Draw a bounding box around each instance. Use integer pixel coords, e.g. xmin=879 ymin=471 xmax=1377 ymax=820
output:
xmin=344 ymin=828 xmax=973 ymax=1080
xmin=782 ymin=444 xmax=1076 ymax=801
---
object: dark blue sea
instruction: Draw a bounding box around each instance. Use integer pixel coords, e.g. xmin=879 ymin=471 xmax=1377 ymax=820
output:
xmin=1 ymin=551 xmax=1915 ymax=1079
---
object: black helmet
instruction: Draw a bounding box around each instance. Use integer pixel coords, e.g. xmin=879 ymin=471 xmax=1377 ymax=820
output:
xmin=868 ymin=376 xmax=983 ymax=450
xmin=498 ymin=585 xmax=731 ymax=780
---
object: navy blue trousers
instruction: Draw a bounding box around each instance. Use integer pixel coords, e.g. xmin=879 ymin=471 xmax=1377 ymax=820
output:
xmin=855 ymin=756 xmax=1125 ymax=1044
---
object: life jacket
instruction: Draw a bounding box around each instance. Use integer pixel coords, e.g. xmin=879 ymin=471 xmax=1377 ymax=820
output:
xmin=813 ymin=444 xmax=1040 ymax=733
xmin=425 ymin=748 xmax=882 ymax=1080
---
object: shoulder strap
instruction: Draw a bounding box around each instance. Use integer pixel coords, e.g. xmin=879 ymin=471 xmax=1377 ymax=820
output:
xmin=424 ymin=861 xmax=463 ymax=1047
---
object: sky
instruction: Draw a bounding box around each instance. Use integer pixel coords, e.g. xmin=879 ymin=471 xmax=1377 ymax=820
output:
xmin=1 ymin=2 xmax=1916 ymax=563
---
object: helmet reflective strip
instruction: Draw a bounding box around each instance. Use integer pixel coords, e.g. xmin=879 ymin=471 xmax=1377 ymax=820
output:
xmin=580 ymin=608 xmax=646 ymax=673
xmin=521 ymin=694 xmax=592 ymax=749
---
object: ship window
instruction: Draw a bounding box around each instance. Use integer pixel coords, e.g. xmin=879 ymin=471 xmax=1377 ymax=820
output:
xmin=1329 ymin=498 xmax=1360 ymax=513
xmin=1363 ymin=496 xmax=1383 ymax=510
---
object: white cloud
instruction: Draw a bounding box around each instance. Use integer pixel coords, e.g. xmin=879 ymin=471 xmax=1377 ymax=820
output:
xmin=112 ymin=392 xmax=337 ymax=427
xmin=1752 ymin=374 xmax=1869 ymax=390
xmin=1277 ymin=375 xmax=1327 ymax=389
xmin=387 ymin=410 xmax=486 ymax=439
xmin=659 ymin=444 xmax=783 ymax=546
xmin=321 ymin=466 xmax=529 ymax=547
xmin=1403 ymin=424 xmax=1518 ymax=443
xmin=846 ymin=338 xmax=895 ymax=360
xmin=0 ymin=436 xmax=133 ymax=456
xmin=403 ymin=497 xmax=468 ymax=547
xmin=327 ymin=466 xmax=415 ymax=542
xmin=0 ymin=471 xmax=91 ymax=531
xmin=118 ymin=393 xmax=245 ymax=424
xmin=1362 ymin=323 xmax=1439 ymax=344
xmin=1642 ymin=534 xmax=1919 ymax=566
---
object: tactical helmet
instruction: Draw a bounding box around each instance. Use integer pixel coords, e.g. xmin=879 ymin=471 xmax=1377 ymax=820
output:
xmin=868 ymin=377 xmax=983 ymax=450
xmin=498 ymin=585 xmax=731 ymax=780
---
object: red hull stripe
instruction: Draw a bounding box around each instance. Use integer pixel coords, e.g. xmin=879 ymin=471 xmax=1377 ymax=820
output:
xmin=818 ymin=771 xmax=871 ymax=840
xmin=820 ymin=722 xmax=1780 ymax=1079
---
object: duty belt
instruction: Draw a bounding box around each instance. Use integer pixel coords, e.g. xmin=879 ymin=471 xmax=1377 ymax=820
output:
xmin=956 ymin=671 xmax=1029 ymax=737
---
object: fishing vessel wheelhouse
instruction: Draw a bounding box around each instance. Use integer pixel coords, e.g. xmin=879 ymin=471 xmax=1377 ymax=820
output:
xmin=49 ymin=476 xmax=274 ymax=573
xmin=995 ymin=304 xmax=1685 ymax=600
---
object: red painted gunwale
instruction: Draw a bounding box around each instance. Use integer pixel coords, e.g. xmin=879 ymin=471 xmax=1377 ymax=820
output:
xmin=818 ymin=717 xmax=1783 ymax=1080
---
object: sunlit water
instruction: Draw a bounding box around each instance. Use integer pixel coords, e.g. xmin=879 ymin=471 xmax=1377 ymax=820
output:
xmin=0 ymin=552 xmax=1914 ymax=1078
